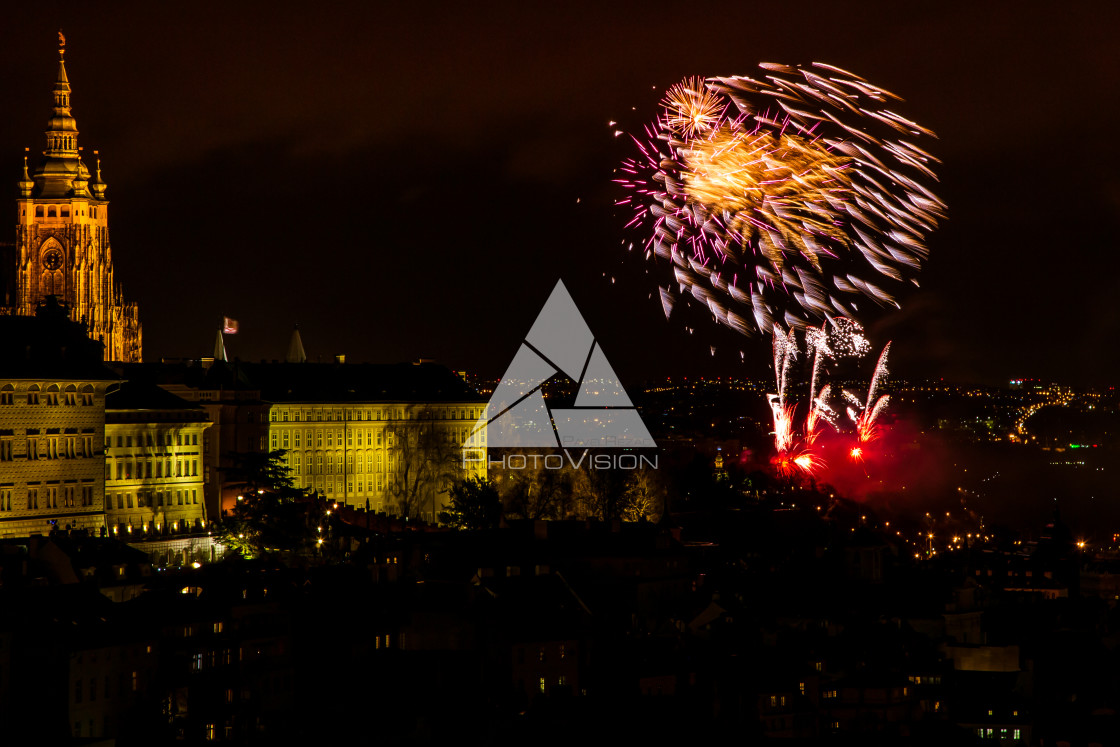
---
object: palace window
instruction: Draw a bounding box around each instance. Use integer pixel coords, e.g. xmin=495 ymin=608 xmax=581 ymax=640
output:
xmin=28 ymin=386 xmax=40 ymax=405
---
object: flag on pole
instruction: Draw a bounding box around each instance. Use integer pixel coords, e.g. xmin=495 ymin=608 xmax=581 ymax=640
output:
xmin=223 ymin=317 xmax=239 ymax=334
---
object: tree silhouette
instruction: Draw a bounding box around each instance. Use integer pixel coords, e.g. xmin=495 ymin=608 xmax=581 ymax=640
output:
xmin=214 ymin=449 xmax=326 ymax=560
xmin=439 ymin=476 xmax=501 ymax=530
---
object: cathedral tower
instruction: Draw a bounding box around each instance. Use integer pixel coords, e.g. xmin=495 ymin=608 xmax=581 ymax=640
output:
xmin=3 ymin=35 xmax=142 ymax=362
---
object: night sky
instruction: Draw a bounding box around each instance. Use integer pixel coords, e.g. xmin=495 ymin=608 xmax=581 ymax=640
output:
xmin=2 ymin=1 xmax=1118 ymax=386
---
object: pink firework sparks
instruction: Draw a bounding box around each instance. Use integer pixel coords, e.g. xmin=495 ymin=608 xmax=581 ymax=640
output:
xmin=616 ymin=64 xmax=944 ymax=338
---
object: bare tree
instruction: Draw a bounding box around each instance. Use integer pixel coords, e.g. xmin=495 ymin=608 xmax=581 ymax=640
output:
xmin=620 ymin=466 xmax=666 ymax=522
xmin=386 ymin=407 xmax=463 ymax=521
xmin=500 ymin=452 xmax=576 ymax=520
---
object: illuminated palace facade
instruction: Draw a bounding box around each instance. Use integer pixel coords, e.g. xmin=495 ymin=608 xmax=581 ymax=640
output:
xmin=268 ymin=400 xmax=487 ymax=520
xmin=103 ymin=382 xmax=211 ymax=539
xmin=0 ymin=41 xmax=142 ymax=363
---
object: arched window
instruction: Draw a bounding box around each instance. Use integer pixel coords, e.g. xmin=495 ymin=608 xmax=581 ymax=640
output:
xmin=46 ymin=385 xmax=60 ymax=406
xmin=27 ymin=385 xmax=40 ymax=405
xmin=64 ymin=385 xmax=77 ymax=406
xmin=41 ymin=270 xmax=64 ymax=296
xmin=0 ymin=384 xmax=13 ymax=406
xmin=35 ymin=206 xmax=44 ymax=218
xmin=79 ymin=385 xmax=94 ymax=406
xmin=47 ymin=206 xmax=56 ymax=218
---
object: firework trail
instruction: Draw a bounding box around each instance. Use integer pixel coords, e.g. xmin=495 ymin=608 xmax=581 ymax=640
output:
xmin=617 ymin=64 xmax=945 ymax=337
xmin=847 ymin=342 xmax=892 ymax=446
xmin=769 ymin=319 xmax=893 ymax=474
xmin=769 ymin=328 xmax=799 ymax=453
xmin=769 ymin=326 xmax=829 ymax=477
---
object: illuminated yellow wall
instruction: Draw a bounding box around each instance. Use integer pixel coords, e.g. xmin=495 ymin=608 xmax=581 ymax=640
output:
xmin=268 ymin=402 xmax=486 ymax=521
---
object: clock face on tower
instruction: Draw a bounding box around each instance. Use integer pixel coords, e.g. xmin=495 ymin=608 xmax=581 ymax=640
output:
xmin=42 ymin=248 xmax=63 ymax=271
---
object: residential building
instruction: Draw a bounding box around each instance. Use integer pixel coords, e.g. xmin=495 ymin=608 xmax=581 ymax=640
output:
xmin=0 ymin=298 xmax=116 ymax=539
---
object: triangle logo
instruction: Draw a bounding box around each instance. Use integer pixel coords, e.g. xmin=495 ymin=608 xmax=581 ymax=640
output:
xmin=469 ymin=280 xmax=656 ymax=449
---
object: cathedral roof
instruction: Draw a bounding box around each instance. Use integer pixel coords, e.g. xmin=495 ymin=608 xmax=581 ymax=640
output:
xmin=106 ymin=380 xmax=203 ymax=412
xmin=111 ymin=360 xmax=484 ymax=405
xmin=239 ymin=361 xmax=484 ymax=404
xmin=0 ymin=299 xmax=117 ymax=380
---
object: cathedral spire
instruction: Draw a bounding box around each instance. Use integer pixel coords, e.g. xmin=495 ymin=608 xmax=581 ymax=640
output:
xmin=44 ymin=31 xmax=79 ymax=158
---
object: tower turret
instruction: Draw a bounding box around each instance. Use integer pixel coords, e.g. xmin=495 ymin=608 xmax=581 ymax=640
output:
xmin=89 ymin=149 xmax=107 ymax=199
xmin=17 ymin=149 xmax=33 ymax=197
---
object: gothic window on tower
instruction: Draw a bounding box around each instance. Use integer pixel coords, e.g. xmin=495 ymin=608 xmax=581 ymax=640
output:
xmin=47 ymin=206 xmax=56 ymax=218
xmin=35 ymin=206 xmax=44 ymax=218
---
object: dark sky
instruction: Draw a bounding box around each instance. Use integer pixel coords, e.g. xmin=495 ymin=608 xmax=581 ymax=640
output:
xmin=3 ymin=1 xmax=1119 ymax=386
